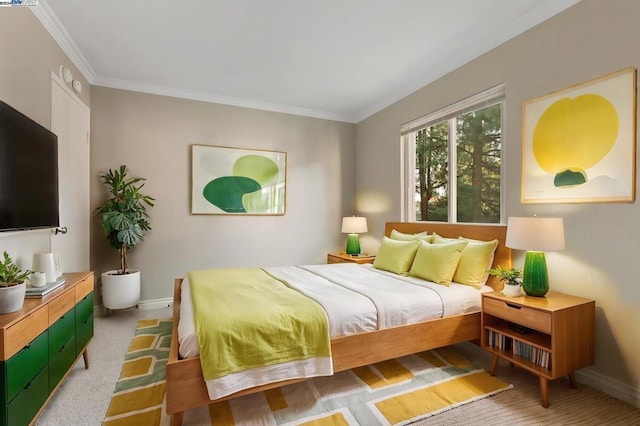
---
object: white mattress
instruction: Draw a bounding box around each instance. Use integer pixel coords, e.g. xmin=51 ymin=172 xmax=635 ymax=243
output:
xmin=178 ymin=263 xmax=491 ymax=359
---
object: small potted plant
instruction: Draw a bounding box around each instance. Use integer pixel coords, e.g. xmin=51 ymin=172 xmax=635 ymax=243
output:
xmin=0 ymin=251 xmax=32 ymax=314
xmin=487 ymin=265 xmax=522 ymax=297
xmin=94 ymin=165 xmax=154 ymax=311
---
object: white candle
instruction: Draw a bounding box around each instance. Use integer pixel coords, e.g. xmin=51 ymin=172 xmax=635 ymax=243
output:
xmin=31 ymin=272 xmax=46 ymax=287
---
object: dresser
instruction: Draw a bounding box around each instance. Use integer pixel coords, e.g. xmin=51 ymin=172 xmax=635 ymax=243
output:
xmin=0 ymin=272 xmax=94 ymax=426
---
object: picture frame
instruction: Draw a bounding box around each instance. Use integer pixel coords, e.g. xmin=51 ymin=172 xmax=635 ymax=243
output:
xmin=521 ymin=67 xmax=637 ymax=204
xmin=191 ymin=145 xmax=287 ymax=215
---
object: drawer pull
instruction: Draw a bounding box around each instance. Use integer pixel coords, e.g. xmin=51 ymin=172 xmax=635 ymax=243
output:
xmin=23 ymin=343 xmax=31 ymax=350
xmin=505 ymin=303 xmax=522 ymax=309
xmin=59 ymin=344 xmax=66 ymax=353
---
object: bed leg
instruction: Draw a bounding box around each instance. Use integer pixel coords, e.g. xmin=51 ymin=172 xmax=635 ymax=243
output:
xmin=171 ymin=411 xmax=184 ymax=426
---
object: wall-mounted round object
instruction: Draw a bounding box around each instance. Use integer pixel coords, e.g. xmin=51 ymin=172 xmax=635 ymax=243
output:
xmin=72 ymin=80 xmax=82 ymax=94
xmin=59 ymin=65 xmax=73 ymax=83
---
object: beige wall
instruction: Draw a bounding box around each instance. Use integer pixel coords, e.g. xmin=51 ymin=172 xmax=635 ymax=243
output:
xmin=0 ymin=9 xmax=90 ymax=269
xmin=90 ymin=87 xmax=356 ymax=302
xmin=356 ymin=0 xmax=639 ymax=399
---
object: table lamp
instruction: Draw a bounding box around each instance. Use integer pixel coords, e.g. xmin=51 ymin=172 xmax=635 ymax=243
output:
xmin=341 ymin=216 xmax=368 ymax=255
xmin=505 ymin=216 xmax=565 ymax=297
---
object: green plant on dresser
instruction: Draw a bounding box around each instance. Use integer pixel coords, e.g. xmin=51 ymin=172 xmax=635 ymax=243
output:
xmin=0 ymin=272 xmax=94 ymax=426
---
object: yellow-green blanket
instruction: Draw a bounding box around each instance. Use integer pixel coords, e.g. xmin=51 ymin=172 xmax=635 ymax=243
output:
xmin=189 ymin=268 xmax=332 ymax=399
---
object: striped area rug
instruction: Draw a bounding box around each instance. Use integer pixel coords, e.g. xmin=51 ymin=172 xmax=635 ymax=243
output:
xmin=103 ymin=319 xmax=512 ymax=425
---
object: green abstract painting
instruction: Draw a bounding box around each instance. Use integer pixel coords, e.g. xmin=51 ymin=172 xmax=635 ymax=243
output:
xmin=191 ymin=145 xmax=286 ymax=215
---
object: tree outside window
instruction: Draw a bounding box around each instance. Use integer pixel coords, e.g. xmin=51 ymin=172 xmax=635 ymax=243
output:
xmin=403 ymin=88 xmax=503 ymax=224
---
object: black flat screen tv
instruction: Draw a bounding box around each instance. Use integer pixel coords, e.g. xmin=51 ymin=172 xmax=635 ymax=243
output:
xmin=0 ymin=101 xmax=59 ymax=232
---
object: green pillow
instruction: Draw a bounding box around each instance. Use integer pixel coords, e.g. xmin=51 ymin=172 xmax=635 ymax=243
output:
xmin=409 ymin=240 xmax=468 ymax=286
xmin=390 ymin=229 xmax=433 ymax=243
xmin=373 ymin=237 xmax=420 ymax=274
xmin=453 ymin=237 xmax=499 ymax=288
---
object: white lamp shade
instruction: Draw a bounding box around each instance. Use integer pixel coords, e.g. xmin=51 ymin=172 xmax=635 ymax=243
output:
xmin=341 ymin=216 xmax=367 ymax=234
xmin=506 ymin=217 xmax=565 ymax=251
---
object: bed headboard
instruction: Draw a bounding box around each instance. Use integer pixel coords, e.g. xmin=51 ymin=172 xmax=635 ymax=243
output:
xmin=384 ymin=222 xmax=511 ymax=291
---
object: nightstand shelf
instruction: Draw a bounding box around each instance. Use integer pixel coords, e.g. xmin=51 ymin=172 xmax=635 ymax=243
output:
xmin=481 ymin=290 xmax=595 ymax=408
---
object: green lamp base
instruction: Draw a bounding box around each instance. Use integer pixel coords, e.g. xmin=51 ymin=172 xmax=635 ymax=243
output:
xmin=522 ymin=251 xmax=549 ymax=297
xmin=345 ymin=233 xmax=361 ymax=255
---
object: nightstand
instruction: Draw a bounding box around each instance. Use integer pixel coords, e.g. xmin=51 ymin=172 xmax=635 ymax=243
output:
xmin=327 ymin=253 xmax=376 ymax=264
xmin=481 ymin=291 xmax=595 ymax=408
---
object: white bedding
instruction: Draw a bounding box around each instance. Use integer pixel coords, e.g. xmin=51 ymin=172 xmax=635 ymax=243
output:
xmin=178 ymin=263 xmax=491 ymax=359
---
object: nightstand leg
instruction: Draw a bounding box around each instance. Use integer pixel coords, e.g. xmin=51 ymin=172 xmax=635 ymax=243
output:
xmin=490 ymin=354 xmax=499 ymax=376
xmin=568 ymin=371 xmax=577 ymax=389
xmin=540 ymin=376 xmax=549 ymax=408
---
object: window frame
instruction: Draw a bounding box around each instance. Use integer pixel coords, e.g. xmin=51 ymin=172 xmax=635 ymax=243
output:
xmin=400 ymin=84 xmax=506 ymax=224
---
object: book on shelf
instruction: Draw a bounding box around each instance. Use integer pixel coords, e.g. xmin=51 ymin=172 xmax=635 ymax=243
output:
xmin=25 ymin=278 xmax=66 ymax=298
xmin=488 ymin=329 xmax=551 ymax=369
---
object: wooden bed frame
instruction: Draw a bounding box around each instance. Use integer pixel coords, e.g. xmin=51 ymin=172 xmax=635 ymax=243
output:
xmin=166 ymin=222 xmax=510 ymax=425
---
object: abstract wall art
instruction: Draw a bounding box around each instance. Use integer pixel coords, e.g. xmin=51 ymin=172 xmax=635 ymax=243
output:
xmin=521 ymin=67 xmax=636 ymax=203
xmin=191 ymin=145 xmax=287 ymax=215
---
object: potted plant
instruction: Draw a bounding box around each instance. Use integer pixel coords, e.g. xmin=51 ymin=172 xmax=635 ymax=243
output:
xmin=487 ymin=265 xmax=522 ymax=297
xmin=94 ymin=165 xmax=154 ymax=311
xmin=0 ymin=251 xmax=32 ymax=314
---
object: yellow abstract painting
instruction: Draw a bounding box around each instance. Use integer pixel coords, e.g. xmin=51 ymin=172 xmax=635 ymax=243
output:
xmin=522 ymin=68 xmax=636 ymax=203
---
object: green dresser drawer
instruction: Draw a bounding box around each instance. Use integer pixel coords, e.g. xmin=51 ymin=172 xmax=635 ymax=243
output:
xmin=5 ymin=330 xmax=48 ymax=403
xmin=49 ymin=308 xmax=75 ymax=357
xmin=6 ymin=365 xmax=48 ymax=426
xmin=76 ymin=315 xmax=93 ymax=355
xmin=49 ymin=335 xmax=76 ymax=393
xmin=75 ymin=292 xmax=93 ymax=325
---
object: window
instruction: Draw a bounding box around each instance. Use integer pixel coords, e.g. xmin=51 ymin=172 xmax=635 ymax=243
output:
xmin=401 ymin=85 xmax=504 ymax=224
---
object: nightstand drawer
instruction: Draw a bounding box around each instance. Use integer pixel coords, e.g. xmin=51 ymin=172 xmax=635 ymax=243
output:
xmin=483 ymin=298 xmax=552 ymax=334
xmin=327 ymin=253 xmax=376 ymax=264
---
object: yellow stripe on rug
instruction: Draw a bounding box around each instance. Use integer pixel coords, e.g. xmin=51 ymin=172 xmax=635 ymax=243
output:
xmin=105 ymin=319 xmax=512 ymax=425
xmin=372 ymin=371 xmax=512 ymax=424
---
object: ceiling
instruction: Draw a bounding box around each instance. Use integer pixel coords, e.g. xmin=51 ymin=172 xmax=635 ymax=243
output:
xmin=35 ymin=0 xmax=580 ymax=123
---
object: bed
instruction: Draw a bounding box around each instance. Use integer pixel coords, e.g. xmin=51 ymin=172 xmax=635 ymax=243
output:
xmin=166 ymin=222 xmax=510 ymax=425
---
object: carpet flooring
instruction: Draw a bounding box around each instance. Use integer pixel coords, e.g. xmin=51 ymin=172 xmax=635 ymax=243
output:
xmin=35 ymin=306 xmax=640 ymax=425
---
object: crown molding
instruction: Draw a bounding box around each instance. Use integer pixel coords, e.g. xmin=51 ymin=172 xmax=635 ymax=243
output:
xmin=92 ymin=76 xmax=355 ymax=123
xmin=30 ymin=0 xmax=97 ymax=83
xmin=32 ymin=0 xmax=579 ymax=124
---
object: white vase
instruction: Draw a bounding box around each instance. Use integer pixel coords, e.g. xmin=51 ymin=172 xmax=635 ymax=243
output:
xmin=501 ymin=283 xmax=522 ymax=297
xmin=0 ymin=282 xmax=26 ymax=314
xmin=101 ymin=269 xmax=141 ymax=310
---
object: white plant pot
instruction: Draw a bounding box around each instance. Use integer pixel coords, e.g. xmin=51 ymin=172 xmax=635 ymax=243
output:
xmin=101 ymin=269 xmax=141 ymax=310
xmin=501 ymin=284 xmax=522 ymax=297
xmin=0 ymin=282 xmax=26 ymax=314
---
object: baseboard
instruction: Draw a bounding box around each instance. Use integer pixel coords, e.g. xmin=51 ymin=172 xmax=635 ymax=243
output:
xmin=458 ymin=341 xmax=640 ymax=408
xmin=138 ymin=297 xmax=173 ymax=311
xmin=93 ymin=297 xmax=173 ymax=316
xmin=576 ymin=367 xmax=640 ymax=408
